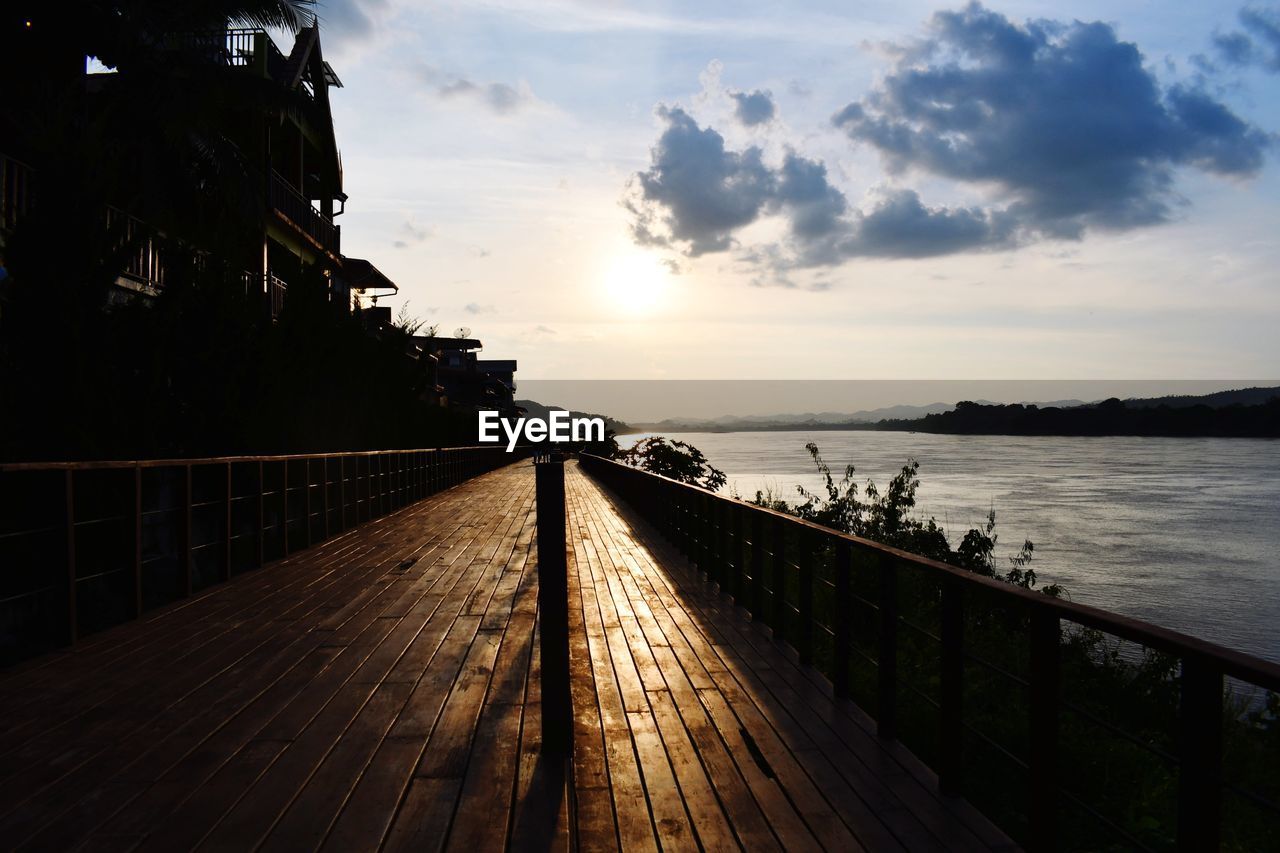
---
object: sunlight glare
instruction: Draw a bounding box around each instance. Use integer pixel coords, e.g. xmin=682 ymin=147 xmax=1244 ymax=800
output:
xmin=602 ymin=252 xmax=669 ymax=316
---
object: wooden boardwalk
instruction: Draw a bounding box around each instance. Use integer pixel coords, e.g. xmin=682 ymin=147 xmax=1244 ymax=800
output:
xmin=0 ymin=460 xmax=1014 ymax=851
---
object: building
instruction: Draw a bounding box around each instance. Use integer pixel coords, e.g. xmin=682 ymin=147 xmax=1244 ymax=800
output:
xmin=415 ymin=336 xmax=519 ymax=413
xmin=2 ymin=15 xmax=398 ymax=318
xmin=2 ymin=11 xmax=518 ymax=425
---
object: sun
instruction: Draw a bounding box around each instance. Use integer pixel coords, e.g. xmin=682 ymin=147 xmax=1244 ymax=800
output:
xmin=601 ymin=252 xmax=670 ymax=315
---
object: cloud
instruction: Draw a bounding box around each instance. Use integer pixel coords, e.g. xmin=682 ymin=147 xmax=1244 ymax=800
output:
xmin=841 ymin=189 xmax=1015 ymax=257
xmin=1213 ymin=6 xmax=1280 ymax=71
xmin=316 ymin=0 xmax=389 ymax=45
xmin=464 ymin=302 xmax=496 ymax=315
xmin=625 ymin=106 xmax=777 ymax=256
xmin=392 ymin=218 xmax=432 ymax=249
xmin=833 ymin=3 xmax=1270 ymax=239
xmin=420 ymin=67 xmax=538 ymax=115
xmin=729 ymin=89 xmax=776 ymax=126
xmin=625 ymin=105 xmax=1004 ymax=265
xmin=625 ymin=4 xmax=1271 ymax=274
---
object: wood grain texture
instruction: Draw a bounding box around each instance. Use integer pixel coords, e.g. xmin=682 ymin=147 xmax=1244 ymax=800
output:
xmin=0 ymin=459 xmax=1015 ymax=851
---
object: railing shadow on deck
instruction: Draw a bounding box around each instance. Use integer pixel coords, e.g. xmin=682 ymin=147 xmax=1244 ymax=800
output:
xmin=0 ymin=446 xmax=530 ymax=667
xmin=578 ymin=453 xmax=1280 ymax=853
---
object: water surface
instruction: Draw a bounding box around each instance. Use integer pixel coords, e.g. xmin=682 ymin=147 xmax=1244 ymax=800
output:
xmin=622 ymin=431 xmax=1280 ymax=663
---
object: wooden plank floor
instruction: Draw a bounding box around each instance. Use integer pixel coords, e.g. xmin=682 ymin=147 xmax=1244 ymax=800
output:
xmin=0 ymin=459 xmax=1015 ymax=851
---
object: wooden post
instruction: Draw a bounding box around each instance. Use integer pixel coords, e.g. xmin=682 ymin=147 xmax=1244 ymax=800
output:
xmin=939 ymin=577 xmax=964 ymax=795
xmin=750 ymin=511 xmax=765 ymax=620
xmin=63 ymin=469 xmax=77 ymax=646
xmin=183 ymin=464 xmax=194 ymax=594
xmin=338 ymin=456 xmax=346 ymax=532
xmin=1177 ymin=656 xmax=1223 ymax=852
xmin=224 ymin=462 xmax=233 ymax=581
xmin=731 ymin=504 xmax=744 ymax=603
xmin=833 ymin=541 xmax=852 ymax=698
xmin=323 ymin=457 xmax=332 ymax=540
xmin=1029 ymin=609 xmax=1060 ymax=852
xmin=133 ymin=466 xmax=143 ymax=618
xmin=281 ymin=459 xmax=289 ymax=556
xmin=701 ymin=493 xmax=714 ymax=582
xmin=255 ymin=461 xmax=264 ymax=568
xmin=877 ymin=554 xmax=898 ymax=739
xmin=535 ymin=456 xmax=572 ymax=756
xmin=797 ymin=532 xmax=814 ymax=665
xmin=772 ymin=516 xmax=787 ymax=642
xmin=304 ymin=459 xmax=313 ymax=548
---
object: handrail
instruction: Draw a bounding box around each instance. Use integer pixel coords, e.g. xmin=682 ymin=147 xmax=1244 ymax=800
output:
xmin=269 ymin=169 xmax=338 ymax=256
xmin=0 ymin=446 xmax=531 ymax=667
xmin=0 ymin=444 xmax=511 ymax=471
xmin=580 ymin=454 xmax=1280 ymax=691
xmin=579 ymin=452 xmax=1280 ymax=851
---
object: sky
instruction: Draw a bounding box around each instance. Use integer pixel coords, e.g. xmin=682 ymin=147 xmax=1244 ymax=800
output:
xmin=312 ymin=0 xmax=1280 ymax=381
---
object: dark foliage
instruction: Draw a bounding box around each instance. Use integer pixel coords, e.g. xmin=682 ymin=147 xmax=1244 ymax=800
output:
xmin=617 ymin=436 xmax=727 ymax=491
xmin=877 ymin=398 xmax=1280 ymax=437
xmin=750 ymin=442 xmax=1050 ymax=591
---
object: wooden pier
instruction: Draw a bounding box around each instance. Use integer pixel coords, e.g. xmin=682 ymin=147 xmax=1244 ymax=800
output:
xmin=0 ymin=459 xmax=1012 ymax=851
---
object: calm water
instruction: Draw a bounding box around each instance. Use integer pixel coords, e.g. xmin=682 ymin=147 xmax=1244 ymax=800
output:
xmin=621 ymin=431 xmax=1280 ymax=663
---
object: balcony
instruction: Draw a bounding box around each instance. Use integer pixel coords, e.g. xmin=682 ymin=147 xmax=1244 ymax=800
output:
xmin=106 ymin=206 xmax=168 ymax=293
xmin=163 ymin=29 xmax=288 ymax=80
xmin=242 ymin=270 xmax=289 ymax=321
xmin=269 ymin=170 xmax=339 ymax=257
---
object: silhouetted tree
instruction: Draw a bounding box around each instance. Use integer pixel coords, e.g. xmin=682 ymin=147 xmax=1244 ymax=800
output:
xmin=618 ymin=437 xmax=726 ymax=491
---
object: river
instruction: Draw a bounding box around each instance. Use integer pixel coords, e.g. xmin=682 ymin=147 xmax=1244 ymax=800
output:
xmin=620 ymin=431 xmax=1280 ymax=664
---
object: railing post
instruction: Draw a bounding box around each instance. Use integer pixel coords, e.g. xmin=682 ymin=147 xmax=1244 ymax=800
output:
xmin=535 ymin=454 xmax=572 ymax=756
xmin=63 ymin=469 xmax=77 ymax=646
xmin=1029 ymin=609 xmax=1060 ymax=852
xmin=304 ymin=458 xmax=312 ymax=548
xmin=1177 ymin=655 xmax=1223 ymax=852
xmin=255 ymin=461 xmax=264 ymax=568
xmin=750 ymin=511 xmax=765 ymax=620
xmin=877 ymin=554 xmax=897 ymax=739
xmin=183 ymin=464 xmax=194 ymax=594
xmin=833 ymin=540 xmax=851 ymax=698
xmin=708 ymin=497 xmax=720 ymax=585
xmin=730 ymin=504 xmax=744 ymax=603
xmin=133 ymin=466 xmax=143 ymax=618
xmin=224 ymin=462 xmax=233 ymax=581
xmin=702 ymin=493 xmax=715 ymax=583
xmin=772 ymin=515 xmax=787 ymax=642
xmin=282 ymin=459 xmax=289 ymax=556
xmin=338 ymin=455 xmax=347 ymax=531
xmin=939 ymin=576 xmax=964 ymax=795
xmin=797 ymin=532 xmax=814 ymax=665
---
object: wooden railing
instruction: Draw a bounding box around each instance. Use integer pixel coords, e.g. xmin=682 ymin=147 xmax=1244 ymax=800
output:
xmin=270 ymin=170 xmax=339 ymax=256
xmin=162 ymin=29 xmax=287 ymax=79
xmin=579 ymin=454 xmax=1280 ymax=852
xmin=106 ymin=206 xmax=167 ymax=291
xmin=0 ymin=447 xmax=527 ymax=666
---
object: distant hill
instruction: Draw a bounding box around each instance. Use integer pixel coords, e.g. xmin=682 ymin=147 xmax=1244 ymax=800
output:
xmin=1117 ymin=386 xmax=1280 ymax=410
xmin=621 ymin=385 xmax=1280 ymax=437
xmin=874 ymin=390 xmax=1280 ymax=438
xmin=514 ymin=400 xmax=632 ymax=435
xmin=632 ymin=402 xmax=955 ymax=432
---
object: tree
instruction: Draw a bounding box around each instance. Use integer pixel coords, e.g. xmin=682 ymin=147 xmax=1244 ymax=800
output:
xmin=754 ymin=442 xmax=1055 ymax=593
xmin=617 ymin=437 xmax=726 ymax=491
